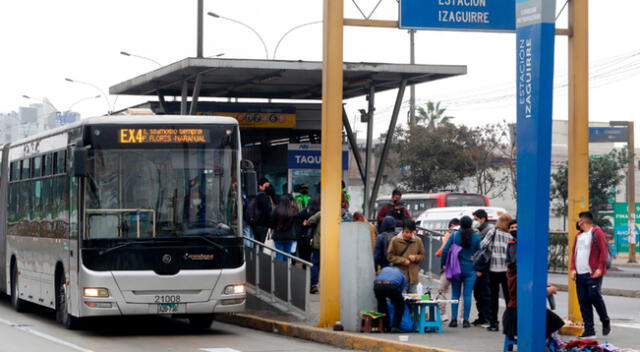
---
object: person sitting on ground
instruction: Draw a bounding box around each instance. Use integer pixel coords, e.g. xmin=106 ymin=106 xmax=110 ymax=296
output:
xmin=373 ymin=266 xmax=407 ymax=333
xmin=387 ymin=219 xmax=425 ymax=293
xmin=374 ymin=216 xmax=398 ymax=271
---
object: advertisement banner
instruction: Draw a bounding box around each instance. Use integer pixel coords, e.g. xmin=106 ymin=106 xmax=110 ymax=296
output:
xmin=613 ymin=202 xmax=640 ymax=253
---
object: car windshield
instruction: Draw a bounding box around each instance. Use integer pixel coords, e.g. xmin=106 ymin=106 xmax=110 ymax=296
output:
xmin=83 ymin=147 xmax=238 ymax=241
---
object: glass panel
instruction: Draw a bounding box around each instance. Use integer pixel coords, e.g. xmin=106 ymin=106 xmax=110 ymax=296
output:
xmin=10 ymin=162 xmax=19 ymax=181
xmin=43 ymin=154 xmax=52 ymax=176
xmin=445 ymin=194 xmax=486 ymax=207
xmin=21 ymin=159 xmax=30 ymax=179
xmin=56 ymin=151 xmax=66 ymax=174
xmin=33 ymin=156 xmax=42 ymax=178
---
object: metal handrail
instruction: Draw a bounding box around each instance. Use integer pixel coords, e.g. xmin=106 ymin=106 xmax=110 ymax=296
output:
xmin=243 ymin=236 xmax=313 ymax=266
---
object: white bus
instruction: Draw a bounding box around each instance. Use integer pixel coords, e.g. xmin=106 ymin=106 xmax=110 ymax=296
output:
xmin=0 ymin=115 xmax=248 ymax=329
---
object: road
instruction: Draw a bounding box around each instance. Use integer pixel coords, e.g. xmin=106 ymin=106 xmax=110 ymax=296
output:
xmin=0 ymin=296 xmax=350 ymax=352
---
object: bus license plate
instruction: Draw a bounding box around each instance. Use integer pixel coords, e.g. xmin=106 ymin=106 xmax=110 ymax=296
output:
xmin=158 ymin=303 xmax=179 ymax=314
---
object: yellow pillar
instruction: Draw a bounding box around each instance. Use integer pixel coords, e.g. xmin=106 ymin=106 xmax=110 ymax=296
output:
xmin=318 ymin=0 xmax=344 ymax=327
xmin=567 ymin=0 xmax=588 ymax=323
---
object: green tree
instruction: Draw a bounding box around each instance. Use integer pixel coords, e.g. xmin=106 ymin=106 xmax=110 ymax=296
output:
xmin=550 ymin=149 xmax=628 ymax=228
xmin=416 ymin=101 xmax=454 ymax=129
xmin=463 ymin=121 xmax=512 ymax=198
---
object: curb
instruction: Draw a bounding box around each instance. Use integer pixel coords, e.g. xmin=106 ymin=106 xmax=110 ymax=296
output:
xmin=553 ymin=284 xmax=640 ymax=298
xmin=215 ymin=313 xmax=459 ymax=352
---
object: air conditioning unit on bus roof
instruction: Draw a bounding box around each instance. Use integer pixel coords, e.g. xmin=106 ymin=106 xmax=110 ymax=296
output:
xmin=118 ymin=108 xmax=155 ymax=116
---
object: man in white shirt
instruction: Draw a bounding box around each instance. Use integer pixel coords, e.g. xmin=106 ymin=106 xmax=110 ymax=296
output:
xmin=570 ymin=211 xmax=610 ymax=338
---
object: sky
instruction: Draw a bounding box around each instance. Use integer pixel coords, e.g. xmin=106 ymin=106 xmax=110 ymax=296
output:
xmin=0 ymin=0 xmax=638 ymax=141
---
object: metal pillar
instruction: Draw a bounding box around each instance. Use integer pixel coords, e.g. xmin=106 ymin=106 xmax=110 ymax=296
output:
xmin=157 ymin=93 xmax=169 ymax=114
xmin=363 ymin=86 xmax=375 ymax=219
xmin=567 ymin=0 xmax=588 ymax=323
xmin=342 ymin=108 xmax=366 ymax=183
xmin=368 ymin=80 xmax=407 ymax=215
xmin=197 ymin=0 xmax=204 ymax=58
xmin=628 ymin=121 xmax=637 ymax=262
xmin=189 ymin=74 xmax=203 ymax=115
xmin=408 ymin=30 xmax=416 ymax=128
xmin=180 ymin=80 xmax=189 ymax=115
xmin=318 ymin=0 xmax=343 ymax=328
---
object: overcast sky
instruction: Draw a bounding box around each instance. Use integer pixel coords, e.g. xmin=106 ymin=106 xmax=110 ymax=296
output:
xmin=1 ymin=0 xmax=638 ymax=141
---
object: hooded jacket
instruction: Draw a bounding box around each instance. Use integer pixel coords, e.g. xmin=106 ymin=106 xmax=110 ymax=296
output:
xmin=374 ymin=216 xmax=397 ymax=269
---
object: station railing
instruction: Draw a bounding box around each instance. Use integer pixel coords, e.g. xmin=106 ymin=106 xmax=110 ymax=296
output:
xmin=243 ymin=236 xmax=313 ymax=320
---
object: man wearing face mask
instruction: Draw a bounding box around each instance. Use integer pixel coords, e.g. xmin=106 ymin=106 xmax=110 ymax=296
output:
xmin=570 ymin=211 xmax=611 ymax=338
xmin=471 ymin=209 xmax=493 ymax=327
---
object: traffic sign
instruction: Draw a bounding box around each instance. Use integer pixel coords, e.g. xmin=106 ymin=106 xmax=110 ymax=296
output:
xmin=589 ymin=127 xmax=628 ymax=143
xmin=399 ymin=0 xmax=516 ymax=32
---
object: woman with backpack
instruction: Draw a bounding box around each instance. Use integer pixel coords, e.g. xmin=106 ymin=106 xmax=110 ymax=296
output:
xmin=440 ymin=216 xmax=482 ymax=328
xmin=270 ymin=194 xmax=300 ymax=260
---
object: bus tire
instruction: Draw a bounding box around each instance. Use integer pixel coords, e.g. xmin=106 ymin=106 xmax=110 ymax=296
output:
xmin=55 ymin=272 xmax=79 ymax=330
xmin=188 ymin=314 xmax=214 ymax=329
xmin=10 ymin=263 xmax=26 ymax=312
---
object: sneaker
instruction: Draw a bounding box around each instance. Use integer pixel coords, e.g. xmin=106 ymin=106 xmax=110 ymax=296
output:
xmin=602 ymin=321 xmax=611 ymax=336
xmin=441 ymin=315 xmax=450 ymax=323
xmin=472 ymin=318 xmax=488 ymax=326
xmin=310 ymin=285 xmax=319 ymax=294
xmin=580 ymin=329 xmax=596 ymax=338
xmin=462 ymin=320 xmax=471 ymax=328
xmin=449 ymin=319 xmax=458 ymax=328
xmin=487 ymin=323 xmax=499 ymax=332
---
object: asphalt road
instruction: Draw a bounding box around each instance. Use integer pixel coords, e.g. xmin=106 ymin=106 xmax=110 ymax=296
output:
xmin=0 ymin=295 xmax=350 ymax=352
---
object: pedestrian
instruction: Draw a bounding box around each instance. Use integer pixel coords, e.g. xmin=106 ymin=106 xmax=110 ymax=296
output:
xmin=481 ymin=213 xmax=514 ymax=332
xmin=353 ymin=211 xmax=378 ymax=251
xmin=502 ymin=219 xmax=565 ymax=344
xmin=570 ymin=211 xmax=611 ymax=338
xmin=387 ymin=219 xmax=425 ymax=293
xmin=249 ymin=178 xmax=274 ymax=243
xmin=435 ymin=218 xmax=460 ymax=322
xmin=305 ymin=210 xmax=321 ymax=294
xmin=373 ymin=266 xmax=408 ymax=333
xmin=295 ymin=184 xmax=310 ymax=210
xmin=270 ymin=194 xmax=300 ymax=261
xmin=390 ymin=201 xmax=410 ymax=228
xmin=471 ymin=208 xmax=493 ymax=326
xmin=440 ymin=215 xmax=482 ymax=328
xmin=376 ymin=189 xmax=412 ymax=231
xmin=374 ymin=216 xmax=398 ymax=270
xmin=296 ymin=199 xmax=319 ymax=262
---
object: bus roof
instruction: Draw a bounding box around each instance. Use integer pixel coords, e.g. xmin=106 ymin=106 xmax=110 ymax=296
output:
xmin=376 ymin=192 xmax=480 ymax=201
xmin=416 ymin=206 xmax=507 ymax=222
xmin=9 ymin=115 xmax=238 ymax=148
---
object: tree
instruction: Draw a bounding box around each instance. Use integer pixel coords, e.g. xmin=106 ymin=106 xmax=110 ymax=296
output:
xmin=416 ymin=101 xmax=454 ymax=129
xmin=550 ymin=149 xmax=628 ymax=228
xmin=463 ymin=121 xmax=512 ymax=198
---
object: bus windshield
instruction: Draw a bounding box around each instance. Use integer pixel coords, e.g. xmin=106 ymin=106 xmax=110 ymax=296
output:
xmin=84 ymin=147 xmax=238 ymax=241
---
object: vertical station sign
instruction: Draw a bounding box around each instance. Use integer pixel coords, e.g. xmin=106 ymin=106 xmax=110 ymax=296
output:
xmin=515 ymin=1 xmax=556 ymax=351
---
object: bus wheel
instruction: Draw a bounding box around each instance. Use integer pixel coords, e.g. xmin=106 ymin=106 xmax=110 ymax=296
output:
xmin=188 ymin=314 xmax=214 ymax=329
xmin=10 ymin=264 xmax=26 ymax=312
xmin=55 ymin=273 xmax=79 ymax=329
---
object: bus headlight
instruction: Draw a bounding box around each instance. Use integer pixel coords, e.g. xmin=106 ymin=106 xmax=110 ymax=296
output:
xmin=223 ymin=284 xmax=245 ymax=295
xmin=83 ymin=287 xmax=110 ymax=297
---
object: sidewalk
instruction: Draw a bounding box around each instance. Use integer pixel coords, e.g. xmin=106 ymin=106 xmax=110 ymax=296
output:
xmin=548 ymin=273 xmax=640 ymax=298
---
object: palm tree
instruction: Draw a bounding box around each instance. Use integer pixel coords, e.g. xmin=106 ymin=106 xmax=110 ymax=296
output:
xmin=416 ymin=101 xmax=454 ymax=129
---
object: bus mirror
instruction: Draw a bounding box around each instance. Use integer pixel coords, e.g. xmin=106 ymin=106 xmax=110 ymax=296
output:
xmin=73 ymin=148 xmax=89 ymax=177
xmin=242 ymin=170 xmax=257 ymax=198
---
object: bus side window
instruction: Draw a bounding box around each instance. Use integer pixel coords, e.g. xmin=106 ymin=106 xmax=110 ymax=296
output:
xmin=10 ymin=161 xmax=19 ymax=181
xmin=21 ymin=159 xmax=30 ymax=179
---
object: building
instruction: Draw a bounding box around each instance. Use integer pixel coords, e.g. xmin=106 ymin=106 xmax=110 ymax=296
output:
xmin=0 ymin=99 xmax=80 ymax=145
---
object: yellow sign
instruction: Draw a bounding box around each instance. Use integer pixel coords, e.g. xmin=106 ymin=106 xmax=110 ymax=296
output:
xmin=215 ymin=112 xmax=296 ymax=129
xmin=118 ymin=128 xmax=209 ymax=144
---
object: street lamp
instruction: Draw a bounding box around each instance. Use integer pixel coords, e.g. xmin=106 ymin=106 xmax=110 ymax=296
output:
xmin=120 ymin=51 xmax=163 ymax=67
xmin=65 ymin=78 xmax=111 ymax=115
xmin=207 ymin=11 xmax=269 ymax=60
xmin=66 ymin=94 xmax=101 ymax=113
xmin=273 ymin=21 xmax=322 ymax=59
xmin=22 ymin=94 xmax=59 ymax=113
xmin=610 ymin=120 xmax=637 ymax=263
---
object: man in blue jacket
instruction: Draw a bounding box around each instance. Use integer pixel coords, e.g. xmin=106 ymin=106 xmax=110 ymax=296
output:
xmin=373 ymin=266 xmax=407 ymax=333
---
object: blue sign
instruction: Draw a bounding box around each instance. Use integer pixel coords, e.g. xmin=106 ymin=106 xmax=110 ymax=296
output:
xmin=399 ymin=0 xmax=516 ymax=32
xmin=288 ymin=144 xmax=348 ymax=170
xmin=515 ymin=1 xmax=556 ymax=351
xmin=589 ymin=127 xmax=628 ymax=143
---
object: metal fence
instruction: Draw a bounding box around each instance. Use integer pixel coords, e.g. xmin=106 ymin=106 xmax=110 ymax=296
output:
xmin=416 ymin=227 xmax=445 ymax=278
xmin=548 ymin=231 xmax=569 ymax=272
xmin=243 ymin=236 xmax=312 ymax=320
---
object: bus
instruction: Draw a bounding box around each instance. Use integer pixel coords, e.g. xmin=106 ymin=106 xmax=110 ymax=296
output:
xmin=375 ymin=192 xmax=490 ymax=217
xmin=0 ymin=115 xmax=248 ymax=329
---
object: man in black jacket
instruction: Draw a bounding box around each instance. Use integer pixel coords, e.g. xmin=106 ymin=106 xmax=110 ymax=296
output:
xmin=251 ymin=177 xmax=274 ymax=243
xmin=471 ymin=209 xmax=493 ymax=327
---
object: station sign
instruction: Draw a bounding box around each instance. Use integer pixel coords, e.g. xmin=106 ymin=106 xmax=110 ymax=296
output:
xmin=399 ymin=0 xmax=516 ymax=32
xmin=589 ymin=127 xmax=628 ymax=143
xmin=288 ymin=144 xmax=348 ymax=170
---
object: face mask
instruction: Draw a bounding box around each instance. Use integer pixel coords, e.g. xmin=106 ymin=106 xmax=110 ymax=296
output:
xmin=192 ymin=199 xmax=202 ymax=206
xmin=472 ymin=220 xmax=481 ymax=230
xmin=510 ymin=230 xmax=517 ymax=238
xmin=576 ymin=221 xmax=581 ymax=231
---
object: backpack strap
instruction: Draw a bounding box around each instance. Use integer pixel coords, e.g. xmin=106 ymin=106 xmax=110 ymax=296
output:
xmin=399 ymin=239 xmax=413 ymax=257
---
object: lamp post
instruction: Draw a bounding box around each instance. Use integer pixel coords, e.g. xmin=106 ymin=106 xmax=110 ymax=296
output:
xmin=120 ymin=51 xmax=162 ymax=67
xmin=66 ymin=95 xmax=101 ymax=113
xmin=207 ymin=11 xmax=269 ymax=60
xmin=611 ymin=120 xmax=637 ymax=263
xmin=22 ymin=94 xmax=59 ymax=113
xmin=207 ymin=52 xmax=225 ymax=58
xmin=64 ymin=78 xmax=111 ymax=115
xmin=273 ymin=21 xmax=322 ymax=59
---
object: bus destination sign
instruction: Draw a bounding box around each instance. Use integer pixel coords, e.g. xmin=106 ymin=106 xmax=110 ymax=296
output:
xmin=119 ymin=128 xmax=210 ymax=144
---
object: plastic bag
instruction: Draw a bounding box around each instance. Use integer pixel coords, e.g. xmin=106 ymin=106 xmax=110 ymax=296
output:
xmin=386 ymin=301 xmax=414 ymax=332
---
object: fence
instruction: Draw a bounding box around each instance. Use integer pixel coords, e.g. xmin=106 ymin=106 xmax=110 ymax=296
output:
xmin=548 ymin=231 xmax=569 ymax=272
xmin=243 ymin=236 xmax=313 ymax=320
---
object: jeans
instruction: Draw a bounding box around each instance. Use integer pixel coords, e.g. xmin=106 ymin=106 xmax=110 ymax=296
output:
xmin=451 ymin=271 xmax=478 ymax=321
xmin=576 ymin=273 xmax=609 ymax=331
xmin=274 ymin=240 xmax=296 ymax=261
xmin=311 ymin=249 xmax=320 ymax=287
xmin=374 ymin=283 xmax=405 ymax=330
xmin=473 ymin=271 xmax=491 ymax=322
xmin=489 ymin=271 xmax=509 ymax=325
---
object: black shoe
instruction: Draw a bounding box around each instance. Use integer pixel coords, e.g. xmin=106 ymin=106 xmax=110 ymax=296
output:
xmin=487 ymin=323 xmax=499 ymax=332
xmin=580 ymin=329 xmax=596 ymax=338
xmin=603 ymin=321 xmax=611 ymax=336
xmin=449 ymin=319 xmax=458 ymax=328
xmin=472 ymin=318 xmax=487 ymax=326
xmin=310 ymin=285 xmax=319 ymax=294
xmin=390 ymin=327 xmax=402 ymax=333
xmin=462 ymin=320 xmax=471 ymax=328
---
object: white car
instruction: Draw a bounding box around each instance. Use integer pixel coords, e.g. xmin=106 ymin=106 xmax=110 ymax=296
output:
xmin=416 ymin=206 xmax=508 ymax=230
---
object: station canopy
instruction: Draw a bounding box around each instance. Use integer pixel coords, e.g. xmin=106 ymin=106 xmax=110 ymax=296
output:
xmin=110 ymin=57 xmax=467 ymax=100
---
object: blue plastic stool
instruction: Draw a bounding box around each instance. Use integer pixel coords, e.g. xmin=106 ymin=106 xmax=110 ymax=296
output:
xmin=503 ymin=336 xmax=517 ymax=352
xmin=415 ymin=302 xmax=442 ymax=333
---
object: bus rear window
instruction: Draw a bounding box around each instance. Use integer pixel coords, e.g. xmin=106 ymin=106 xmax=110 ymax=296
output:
xmin=445 ymin=194 xmax=486 ymax=207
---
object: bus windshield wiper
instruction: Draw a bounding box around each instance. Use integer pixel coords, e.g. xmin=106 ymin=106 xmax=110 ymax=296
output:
xmin=184 ymin=234 xmax=229 ymax=254
xmin=98 ymin=239 xmax=178 ymax=256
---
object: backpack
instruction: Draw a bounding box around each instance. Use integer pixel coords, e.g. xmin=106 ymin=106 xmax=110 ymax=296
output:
xmin=445 ymin=233 xmax=463 ymax=282
xmin=245 ymin=196 xmax=262 ymax=225
xmin=592 ymin=230 xmax=613 ymax=270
